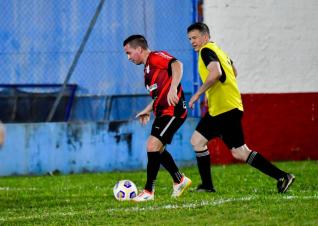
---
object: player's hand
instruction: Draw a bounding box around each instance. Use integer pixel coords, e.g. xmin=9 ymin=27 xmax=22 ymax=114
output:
xmin=167 ymin=88 xmax=179 ymax=106
xmin=136 ymin=112 xmax=150 ymax=125
xmin=188 ymin=94 xmax=200 ymax=109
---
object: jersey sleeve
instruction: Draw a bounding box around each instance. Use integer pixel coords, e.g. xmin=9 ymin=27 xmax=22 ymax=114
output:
xmin=201 ymin=48 xmax=219 ymax=67
xmin=150 ymin=51 xmax=176 ymax=69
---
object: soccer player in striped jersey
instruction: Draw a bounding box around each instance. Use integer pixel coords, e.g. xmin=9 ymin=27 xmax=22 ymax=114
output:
xmin=123 ymin=35 xmax=192 ymax=202
xmin=187 ymin=22 xmax=295 ymax=193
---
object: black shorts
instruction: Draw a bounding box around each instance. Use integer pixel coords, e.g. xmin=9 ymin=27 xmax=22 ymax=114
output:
xmin=151 ymin=115 xmax=186 ymax=145
xmin=196 ymin=109 xmax=245 ymax=149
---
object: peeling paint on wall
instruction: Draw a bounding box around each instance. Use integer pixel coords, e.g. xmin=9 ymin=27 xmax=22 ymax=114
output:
xmin=0 ymin=119 xmax=197 ymax=176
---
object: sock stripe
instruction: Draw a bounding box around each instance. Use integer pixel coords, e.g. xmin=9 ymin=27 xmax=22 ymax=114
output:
xmin=196 ymin=150 xmax=210 ymax=157
xmin=247 ymin=151 xmax=257 ymax=165
xmin=175 ymin=172 xmax=183 ymax=181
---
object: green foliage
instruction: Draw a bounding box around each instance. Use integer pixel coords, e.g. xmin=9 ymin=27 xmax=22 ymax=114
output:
xmin=0 ymin=161 xmax=317 ymax=225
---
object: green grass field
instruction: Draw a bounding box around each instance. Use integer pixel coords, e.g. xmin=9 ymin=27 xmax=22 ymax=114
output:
xmin=0 ymin=160 xmax=317 ymax=225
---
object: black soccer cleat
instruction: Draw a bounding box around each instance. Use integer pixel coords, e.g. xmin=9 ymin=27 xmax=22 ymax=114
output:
xmin=196 ymin=184 xmax=216 ymax=193
xmin=277 ymin=173 xmax=295 ymax=193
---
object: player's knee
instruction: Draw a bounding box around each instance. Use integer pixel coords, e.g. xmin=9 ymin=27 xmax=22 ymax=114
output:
xmin=190 ymin=135 xmax=207 ymax=152
xmin=231 ymin=144 xmax=251 ymax=161
xmin=147 ymin=142 xmax=158 ymax=152
xmin=146 ymin=138 xmax=163 ymax=152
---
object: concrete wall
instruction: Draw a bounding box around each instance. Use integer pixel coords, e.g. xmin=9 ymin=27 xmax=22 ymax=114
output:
xmin=204 ymin=0 xmax=318 ymax=93
xmin=0 ymin=119 xmax=197 ymax=176
xmin=204 ymin=0 xmax=318 ymax=163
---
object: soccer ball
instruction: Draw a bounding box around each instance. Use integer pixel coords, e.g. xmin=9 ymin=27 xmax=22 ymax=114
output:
xmin=113 ymin=180 xmax=138 ymax=201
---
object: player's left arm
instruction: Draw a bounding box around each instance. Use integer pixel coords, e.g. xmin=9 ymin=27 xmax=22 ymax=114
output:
xmin=167 ymin=60 xmax=183 ymax=106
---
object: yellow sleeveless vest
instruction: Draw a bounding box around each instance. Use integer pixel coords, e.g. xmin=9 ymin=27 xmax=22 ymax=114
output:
xmin=198 ymin=42 xmax=243 ymax=116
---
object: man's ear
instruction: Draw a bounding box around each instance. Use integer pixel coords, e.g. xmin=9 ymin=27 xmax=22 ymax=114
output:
xmin=204 ymin=33 xmax=210 ymax=42
xmin=137 ymin=46 xmax=143 ymax=53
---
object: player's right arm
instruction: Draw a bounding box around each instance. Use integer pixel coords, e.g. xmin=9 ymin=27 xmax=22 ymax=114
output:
xmin=136 ymin=100 xmax=154 ymax=125
xmin=189 ymin=61 xmax=222 ymax=108
xmin=189 ymin=48 xmax=222 ymax=108
xmin=167 ymin=60 xmax=183 ymax=106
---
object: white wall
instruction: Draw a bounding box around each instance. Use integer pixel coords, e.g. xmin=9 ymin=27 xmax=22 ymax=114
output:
xmin=204 ymin=0 xmax=318 ymax=93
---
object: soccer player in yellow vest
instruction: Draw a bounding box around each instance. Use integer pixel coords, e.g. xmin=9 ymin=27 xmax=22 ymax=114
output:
xmin=187 ymin=22 xmax=295 ymax=193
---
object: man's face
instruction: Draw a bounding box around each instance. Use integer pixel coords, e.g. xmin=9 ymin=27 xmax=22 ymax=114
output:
xmin=187 ymin=30 xmax=209 ymax=52
xmin=124 ymin=44 xmax=143 ymax=65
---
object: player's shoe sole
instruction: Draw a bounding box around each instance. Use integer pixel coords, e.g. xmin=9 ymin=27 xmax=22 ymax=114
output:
xmin=196 ymin=184 xmax=216 ymax=193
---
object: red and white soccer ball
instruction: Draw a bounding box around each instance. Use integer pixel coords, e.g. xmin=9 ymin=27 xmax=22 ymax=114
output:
xmin=113 ymin=180 xmax=138 ymax=201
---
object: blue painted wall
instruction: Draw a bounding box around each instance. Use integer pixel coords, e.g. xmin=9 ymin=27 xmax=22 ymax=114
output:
xmin=0 ymin=0 xmax=195 ymax=95
xmin=0 ymin=119 xmax=198 ymax=176
xmin=0 ymin=0 xmax=197 ymax=121
xmin=0 ymin=1 xmax=198 ymax=175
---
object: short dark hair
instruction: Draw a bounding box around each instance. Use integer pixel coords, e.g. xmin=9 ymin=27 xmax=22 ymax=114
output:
xmin=187 ymin=22 xmax=210 ymax=37
xmin=123 ymin=35 xmax=148 ymax=49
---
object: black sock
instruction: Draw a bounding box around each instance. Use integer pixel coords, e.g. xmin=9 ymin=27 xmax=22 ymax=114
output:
xmin=246 ymin=151 xmax=287 ymax=180
xmin=196 ymin=149 xmax=214 ymax=188
xmin=160 ymin=149 xmax=183 ymax=183
xmin=144 ymin=152 xmax=161 ymax=192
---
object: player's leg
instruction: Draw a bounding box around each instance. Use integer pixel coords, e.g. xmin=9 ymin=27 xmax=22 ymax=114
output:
xmin=232 ymin=144 xmax=295 ymax=193
xmin=133 ymin=135 xmax=162 ymax=202
xmin=134 ymin=116 xmax=191 ymax=201
xmin=191 ymin=112 xmax=218 ymax=192
xmin=160 ymin=147 xmax=183 ymax=184
xmin=222 ymin=109 xmax=295 ymax=193
xmin=191 ymin=130 xmax=215 ymax=192
xmin=152 ymin=116 xmax=191 ymax=197
xmin=160 ymin=146 xmax=192 ymax=197
xmin=231 ymin=144 xmax=285 ymax=177
xmin=157 ymin=116 xmax=185 ymax=184
xmin=144 ymin=135 xmax=164 ymax=192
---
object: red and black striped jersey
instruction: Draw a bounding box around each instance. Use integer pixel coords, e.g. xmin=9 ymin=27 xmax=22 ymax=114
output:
xmin=144 ymin=51 xmax=187 ymax=118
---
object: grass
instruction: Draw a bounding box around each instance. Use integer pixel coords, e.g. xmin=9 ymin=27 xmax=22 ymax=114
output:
xmin=0 ymin=160 xmax=317 ymax=225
